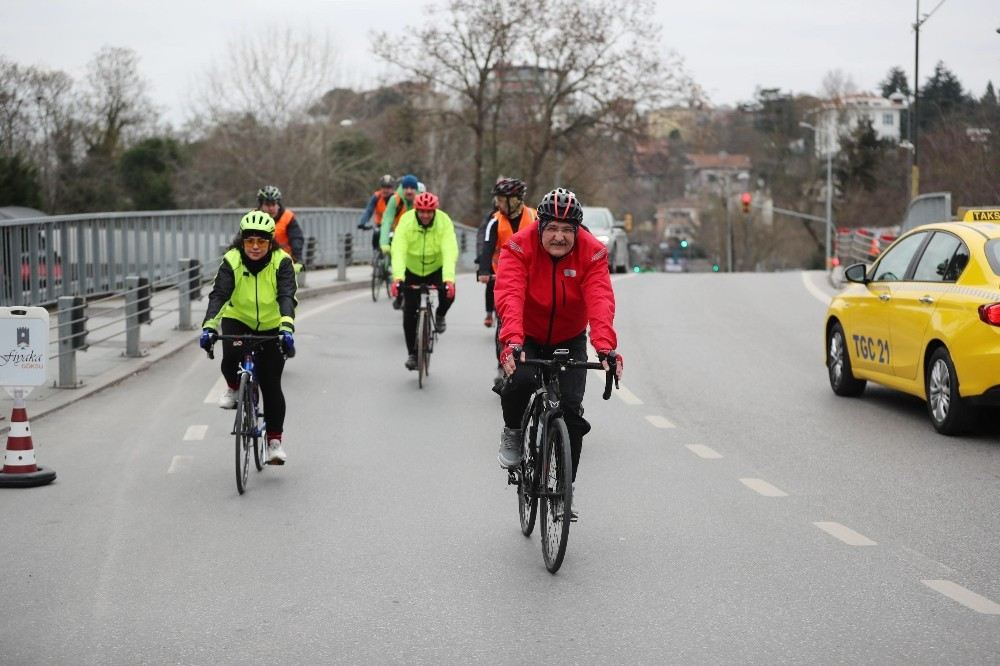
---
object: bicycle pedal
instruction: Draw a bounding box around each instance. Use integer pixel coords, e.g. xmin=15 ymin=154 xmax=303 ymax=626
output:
xmin=506 ymin=469 xmax=518 ymax=485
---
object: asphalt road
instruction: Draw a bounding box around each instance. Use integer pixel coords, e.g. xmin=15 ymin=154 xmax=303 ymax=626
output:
xmin=2 ymin=272 xmax=998 ymax=664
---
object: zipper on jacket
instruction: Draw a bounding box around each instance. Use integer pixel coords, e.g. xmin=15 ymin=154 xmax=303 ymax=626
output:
xmin=254 ymin=273 xmax=261 ymax=331
xmin=546 ymin=258 xmax=558 ymax=345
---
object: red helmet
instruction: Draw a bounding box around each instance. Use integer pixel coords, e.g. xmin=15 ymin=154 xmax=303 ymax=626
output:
xmin=414 ymin=192 xmax=439 ymax=211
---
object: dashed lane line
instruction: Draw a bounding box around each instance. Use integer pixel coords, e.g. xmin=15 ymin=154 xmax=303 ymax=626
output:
xmin=922 ymin=580 xmax=1000 ymax=615
xmin=204 ymin=376 xmax=227 ymax=404
xmin=615 ymin=384 xmax=643 ymax=405
xmin=183 ymin=425 xmax=208 ymax=441
xmin=686 ymin=445 xmax=722 ymax=459
xmin=645 ymin=415 xmax=675 ymax=429
xmin=801 ymin=271 xmax=833 ymax=306
xmin=813 ymin=521 xmax=878 ymax=546
xmin=739 ymin=478 xmax=788 ymax=497
xmin=167 ymin=455 xmax=194 ymax=474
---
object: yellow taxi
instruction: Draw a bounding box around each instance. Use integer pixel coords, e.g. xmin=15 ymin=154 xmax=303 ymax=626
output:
xmin=825 ymin=208 xmax=1000 ymax=434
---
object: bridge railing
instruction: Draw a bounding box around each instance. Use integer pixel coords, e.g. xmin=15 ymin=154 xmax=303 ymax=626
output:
xmin=1 ymin=208 xmax=479 ymax=307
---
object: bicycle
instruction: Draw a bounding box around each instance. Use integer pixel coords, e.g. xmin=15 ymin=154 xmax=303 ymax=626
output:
xmin=504 ymin=349 xmax=617 ymax=573
xmin=409 ymin=284 xmax=439 ymax=389
xmin=370 ymin=247 xmax=392 ymax=302
xmin=206 ymin=334 xmax=282 ymax=495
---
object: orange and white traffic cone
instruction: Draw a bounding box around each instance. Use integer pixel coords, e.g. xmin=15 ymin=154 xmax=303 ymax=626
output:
xmin=868 ymin=236 xmax=880 ymax=258
xmin=0 ymin=394 xmax=56 ymax=488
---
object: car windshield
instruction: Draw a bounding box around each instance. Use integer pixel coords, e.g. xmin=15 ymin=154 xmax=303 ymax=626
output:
xmin=581 ymin=207 xmax=612 ymax=231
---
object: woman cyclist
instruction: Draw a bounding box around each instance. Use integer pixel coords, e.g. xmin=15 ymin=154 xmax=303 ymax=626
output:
xmin=200 ymin=211 xmax=297 ymax=464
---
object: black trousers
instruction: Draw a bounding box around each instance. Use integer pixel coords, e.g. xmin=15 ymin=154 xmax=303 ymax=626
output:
xmin=484 ymin=275 xmax=495 ymax=313
xmin=220 ymin=318 xmax=287 ymax=434
xmin=500 ymin=331 xmax=592 ymax=481
xmin=370 ymin=227 xmax=381 ymax=253
xmin=402 ymin=268 xmax=454 ymax=354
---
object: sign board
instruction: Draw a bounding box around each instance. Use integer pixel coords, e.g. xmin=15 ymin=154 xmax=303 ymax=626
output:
xmin=0 ymin=307 xmax=49 ymax=393
xmin=961 ymin=208 xmax=1000 ymax=222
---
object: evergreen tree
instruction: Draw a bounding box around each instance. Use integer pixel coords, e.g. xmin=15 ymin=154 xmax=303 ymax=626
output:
xmin=982 ymin=81 xmax=998 ymax=108
xmin=0 ymin=154 xmax=43 ymax=208
xmin=836 ymin=119 xmax=885 ymax=193
xmin=119 ymin=137 xmax=183 ymax=210
xmin=919 ymin=61 xmax=970 ymax=129
xmin=879 ymin=66 xmax=911 ymax=98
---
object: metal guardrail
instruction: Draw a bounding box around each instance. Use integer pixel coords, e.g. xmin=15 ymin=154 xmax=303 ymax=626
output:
xmin=834 ymin=227 xmax=899 ymax=267
xmin=2 ymin=208 xmax=479 ymax=307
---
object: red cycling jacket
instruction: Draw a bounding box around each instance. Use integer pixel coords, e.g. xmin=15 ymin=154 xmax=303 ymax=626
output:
xmin=495 ymin=220 xmax=617 ymax=351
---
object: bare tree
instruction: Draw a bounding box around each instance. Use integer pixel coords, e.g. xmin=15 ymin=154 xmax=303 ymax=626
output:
xmin=79 ymin=46 xmax=157 ymax=158
xmin=374 ymin=0 xmax=521 ymax=214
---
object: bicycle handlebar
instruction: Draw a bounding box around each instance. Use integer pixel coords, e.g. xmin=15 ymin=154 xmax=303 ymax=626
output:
xmin=517 ymin=351 xmax=619 ymax=400
xmin=204 ymin=334 xmax=282 ymax=360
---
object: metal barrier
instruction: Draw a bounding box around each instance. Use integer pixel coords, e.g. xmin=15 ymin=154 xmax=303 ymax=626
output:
xmin=834 ymin=227 xmax=899 ymax=267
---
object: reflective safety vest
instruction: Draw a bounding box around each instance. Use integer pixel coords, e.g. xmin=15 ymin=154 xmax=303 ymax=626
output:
xmin=274 ymin=209 xmax=295 ymax=259
xmin=373 ymin=191 xmax=389 ymax=227
xmin=211 ymin=248 xmax=295 ymax=332
xmin=390 ymin=193 xmax=407 ymax=230
xmin=491 ymin=207 xmax=536 ymax=273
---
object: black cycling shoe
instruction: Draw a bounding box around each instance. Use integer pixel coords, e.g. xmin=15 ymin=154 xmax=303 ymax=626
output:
xmin=392 ymin=295 xmax=403 ymax=311
xmin=435 ymin=314 xmax=446 ymax=333
xmin=405 ymin=353 xmax=418 ymax=371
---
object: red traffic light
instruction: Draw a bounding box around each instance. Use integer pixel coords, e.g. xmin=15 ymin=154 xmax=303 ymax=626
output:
xmin=740 ymin=192 xmax=752 ymax=214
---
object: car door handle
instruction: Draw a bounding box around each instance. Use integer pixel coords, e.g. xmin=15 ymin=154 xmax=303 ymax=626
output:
xmin=919 ymin=295 xmax=934 ymax=304
xmin=879 ymin=293 xmax=891 ymax=302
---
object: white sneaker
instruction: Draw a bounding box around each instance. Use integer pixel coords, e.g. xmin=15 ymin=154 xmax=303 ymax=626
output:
xmin=218 ymin=388 xmax=237 ymax=409
xmin=266 ymin=439 xmax=287 ymax=465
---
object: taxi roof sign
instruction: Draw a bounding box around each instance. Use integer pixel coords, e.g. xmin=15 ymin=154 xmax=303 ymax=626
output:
xmin=962 ymin=208 xmax=1000 ymax=222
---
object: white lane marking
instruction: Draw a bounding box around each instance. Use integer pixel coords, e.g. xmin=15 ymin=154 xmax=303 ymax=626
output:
xmin=296 ymin=291 xmax=369 ymax=322
xmin=739 ymin=478 xmax=788 ymax=497
xmin=615 ymin=384 xmax=643 ymax=405
xmin=813 ymin=521 xmax=877 ymax=546
xmin=686 ymin=445 xmax=722 ymax=459
xmin=183 ymin=425 xmax=208 ymax=441
xmin=204 ymin=376 xmax=227 ymax=404
xmin=922 ymin=580 xmax=1000 ymax=615
xmin=167 ymin=455 xmax=194 ymax=474
xmin=645 ymin=415 xmax=675 ymax=429
xmin=801 ymin=271 xmax=832 ymax=306
xmin=612 ymin=273 xmax=638 ymax=282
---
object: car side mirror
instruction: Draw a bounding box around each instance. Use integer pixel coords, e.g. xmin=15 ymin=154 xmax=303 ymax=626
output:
xmin=844 ymin=262 xmax=868 ymax=284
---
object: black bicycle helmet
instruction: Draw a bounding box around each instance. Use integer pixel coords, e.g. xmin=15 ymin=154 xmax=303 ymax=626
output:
xmin=536 ymin=188 xmax=583 ymax=226
xmin=378 ymin=174 xmax=394 ymax=188
xmin=257 ymin=185 xmax=282 ymax=204
xmin=492 ymin=177 xmax=527 ymax=199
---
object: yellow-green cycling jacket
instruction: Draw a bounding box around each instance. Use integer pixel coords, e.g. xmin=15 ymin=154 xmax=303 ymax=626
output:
xmin=391 ymin=209 xmax=459 ymax=282
xmin=202 ymin=247 xmax=297 ymax=333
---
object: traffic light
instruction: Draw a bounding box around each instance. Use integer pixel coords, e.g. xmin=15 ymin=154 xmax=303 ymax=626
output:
xmin=712 ymin=263 xmax=720 ymax=272
xmin=679 ymin=239 xmax=689 ymax=249
xmin=740 ymin=192 xmax=752 ymax=214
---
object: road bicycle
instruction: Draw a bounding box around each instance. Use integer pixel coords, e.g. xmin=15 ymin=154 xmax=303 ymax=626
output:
xmin=370 ymin=248 xmax=392 ymax=302
xmin=206 ymin=334 xmax=282 ymax=495
xmin=410 ymin=284 xmax=439 ymax=389
xmin=505 ymin=349 xmax=617 ymax=573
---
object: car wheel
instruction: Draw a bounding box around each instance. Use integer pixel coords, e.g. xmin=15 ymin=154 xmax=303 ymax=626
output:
xmin=925 ymin=347 xmax=971 ymax=435
xmin=827 ymin=322 xmax=866 ymax=397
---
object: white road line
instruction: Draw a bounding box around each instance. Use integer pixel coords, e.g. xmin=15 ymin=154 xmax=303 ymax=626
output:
xmin=296 ymin=291 xmax=369 ymax=322
xmin=183 ymin=425 xmax=208 ymax=441
xmin=204 ymin=376 xmax=227 ymax=404
xmin=645 ymin=415 xmax=675 ymax=429
xmin=801 ymin=271 xmax=832 ymax=306
xmin=615 ymin=384 xmax=643 ymax=405
xmin=813 ymin=521 xmax=877 ymax=546
xmin=686 ymin=445 xmax=722 ymax=459
xmin=922 ymin=580 xmax=1000 ymax=615
xmin=739 ymin=478 xmax=788 ymax=497
xmin=167 ymin=455 xmax=194 ymax=474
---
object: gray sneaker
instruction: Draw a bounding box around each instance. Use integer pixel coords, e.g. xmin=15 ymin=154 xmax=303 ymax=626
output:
xmin=497 ymin=427 xmax=522 ymax=468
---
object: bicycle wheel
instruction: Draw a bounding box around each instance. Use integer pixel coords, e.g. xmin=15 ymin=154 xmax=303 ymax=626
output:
xmin=383 ymin=259 xmax=393 ymax=299
xmin=540 ymin=417 xmax=573 ymax=573
xmin=417 ymin=308 xmax=427 ymax=389
xmin=518 ymin=409 xmax=540 ymax=537
xmin=370 ymin=262 xmax=380 ymax=302
xmin=423 ymin=306 xmax=433 ymax=375
xmin=251 ymin=382 xmax=266 ymax=471
xmin=234 ymin=374 xmax=252 ymax=494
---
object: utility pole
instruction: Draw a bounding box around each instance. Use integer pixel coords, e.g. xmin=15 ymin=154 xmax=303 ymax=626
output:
xmin=912 ymin=0 xmax=948 ymax=198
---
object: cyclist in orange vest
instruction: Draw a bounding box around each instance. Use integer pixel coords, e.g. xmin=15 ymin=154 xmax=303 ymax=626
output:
xmin=477 ymin=178 xmax=536 ymax=328
xmin=257 ymin=185 xmax=304 ymax=264
xmin=357 ymin=174 xmax=395 ymax=253
xmin=379 ymin=174 xmax=420 ymax=254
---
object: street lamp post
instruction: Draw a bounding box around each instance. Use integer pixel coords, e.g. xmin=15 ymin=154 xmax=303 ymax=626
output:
xmin=800 ymin=121 xmax=833 ymax=269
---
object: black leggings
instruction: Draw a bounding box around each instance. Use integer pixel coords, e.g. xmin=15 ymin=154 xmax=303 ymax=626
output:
xmin=484 ymin=275 xmax=495 ymax=313
xmin=220 ymin=318 xmax=287 ymax=434
xmin=499 ymin=332 xmax=591 ymax=481
xmin=402 ymin=268 xmax=454 ymax=354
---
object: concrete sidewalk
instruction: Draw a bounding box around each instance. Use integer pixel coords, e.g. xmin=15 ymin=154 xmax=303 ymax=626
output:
xmin=2 ymin=264 xmax=373 ymax=429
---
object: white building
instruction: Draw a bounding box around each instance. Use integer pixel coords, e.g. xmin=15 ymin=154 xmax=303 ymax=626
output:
xmin=814 ymin=92 xmax=907 ymax=155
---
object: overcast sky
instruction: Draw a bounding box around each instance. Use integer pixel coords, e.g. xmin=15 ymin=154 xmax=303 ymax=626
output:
xmin=2 ymin=0 xmax=997 ymax=125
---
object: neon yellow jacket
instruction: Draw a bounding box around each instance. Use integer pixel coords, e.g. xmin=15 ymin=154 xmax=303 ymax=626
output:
xmin=391 ymin=209 xmax=459 ymax=282
xmin=203 ymin=248 xmax=297 ymax=332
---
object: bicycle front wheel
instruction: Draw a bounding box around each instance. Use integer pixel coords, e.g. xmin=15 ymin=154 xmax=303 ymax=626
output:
xmin=234 ymin=374 xmax=252 ymax=494
xmin=518 ymin=421 xmax=539 ymax=537
xmin=371 ymin=263 xmax=380 ymax=302
xmin=417 ymin=309 xmax=427 ymax=388
xmin=540 ymin=417 xmax=573 ymax=573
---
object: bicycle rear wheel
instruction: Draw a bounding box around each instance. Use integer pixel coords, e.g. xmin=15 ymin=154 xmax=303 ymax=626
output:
xmin=251 ymin=382 xmax=265 ymax=471
xmin=518 ymin=412 xmax=539 ymax=536
xmin=540 ymin=417 xmax=573 ymax=573
xmin=234 ymin=374 xmax=252 ymax=494
xmin=417 ymin=309 xmax=427 ymax=388
xmin=370 ymin=263 xmax=380 ymax=302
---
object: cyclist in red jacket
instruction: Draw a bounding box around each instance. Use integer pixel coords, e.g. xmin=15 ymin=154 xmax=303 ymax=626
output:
xmin=493 ymin=188 xmax=624 ymax=511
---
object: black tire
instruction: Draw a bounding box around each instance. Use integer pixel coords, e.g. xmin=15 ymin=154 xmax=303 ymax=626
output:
xmin=417 ymin=309 xmax=427 ymax=389
xmin=370 ymin=263 xmax=380 ymax=302
xmin=234 ymin=374 xmax=252 ymax=495
xmin=926 ymin=346 xmax=972 ymax=435
xmin=384 ymin=264 xmax=393 ymax=300
xmin=827 ymin=322 xmax=866 ymax=397
xmin=518 ymin=406 xmax=540 ymax=537
xmin=540 ymin=417 xmax=573 ymax=573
